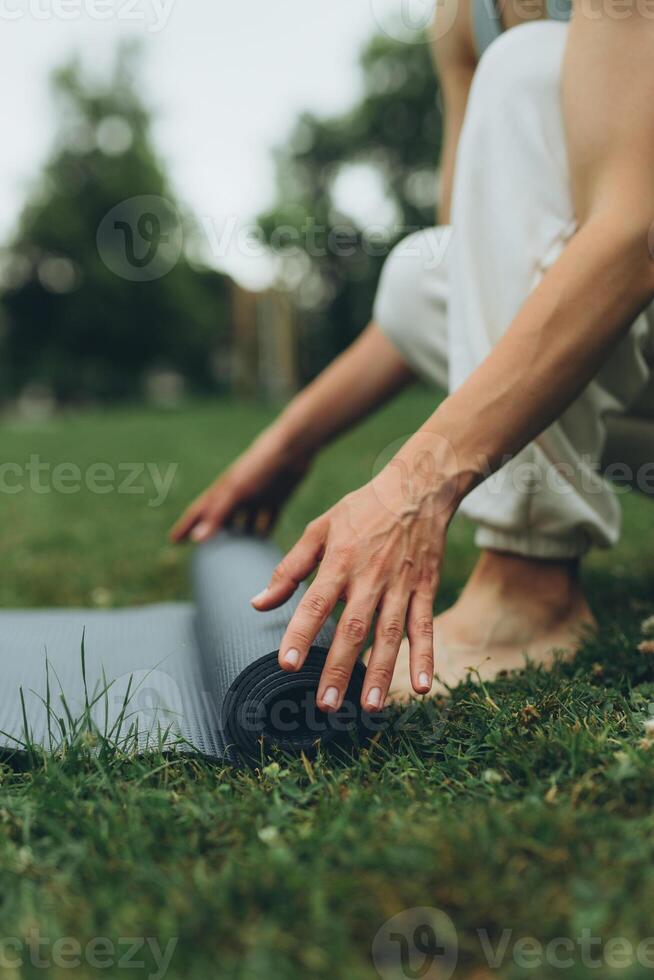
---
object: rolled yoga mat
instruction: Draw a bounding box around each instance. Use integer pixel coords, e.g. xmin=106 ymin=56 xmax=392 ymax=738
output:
xmin=0 ymin=533 xmax=371 ymax=765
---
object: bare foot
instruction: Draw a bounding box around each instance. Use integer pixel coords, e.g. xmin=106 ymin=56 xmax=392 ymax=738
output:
xmin=363 ymin=550 xmax=597 ymax=705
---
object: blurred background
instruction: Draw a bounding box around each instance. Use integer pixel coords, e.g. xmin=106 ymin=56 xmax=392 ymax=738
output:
xmin=0 ymin=0 xmax=443 ymax=411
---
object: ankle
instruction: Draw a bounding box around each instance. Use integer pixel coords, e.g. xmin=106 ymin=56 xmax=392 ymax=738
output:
xmin=467 ymin=550 xmax=583 ymax=610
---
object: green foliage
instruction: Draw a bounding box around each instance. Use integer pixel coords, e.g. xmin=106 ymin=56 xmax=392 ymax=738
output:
xmin=258 ymin=32 xmax=442 ymax=379
xmin=0 ymin=394 xmax=653 ymax=978
xmin=0 ymin=44 xmax=231 ymax=404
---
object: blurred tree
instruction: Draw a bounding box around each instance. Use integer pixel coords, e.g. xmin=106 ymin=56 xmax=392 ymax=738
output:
xmin=258 ymin=31 xmax=442 ymax=380
xmin=0 ymin=42 xmax=231 ymax=404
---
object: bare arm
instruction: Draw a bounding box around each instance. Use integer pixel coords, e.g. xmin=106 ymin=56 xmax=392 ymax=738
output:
xmin=259 ymin=8 xmax=654 ymax=715
xmin=421 ymin=10 xmax=654 ymax=493
xmin=277 ymin=324 xmax=414 ymax=458
xmin=429 ymin=0 xmax=476 ymax=222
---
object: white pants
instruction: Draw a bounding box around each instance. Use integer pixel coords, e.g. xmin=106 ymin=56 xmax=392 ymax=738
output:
xmin=374 ymin=22 xmax=654 ymax=560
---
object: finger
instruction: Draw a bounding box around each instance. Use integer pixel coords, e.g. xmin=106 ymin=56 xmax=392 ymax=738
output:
xmin=362 ymin=591 xmax=409 ymax=712
xmin=406 ymin=588 xmax=435 ymax=695
xmin=250 ymin=517 xmax=327 ymax=610
xmin=169 ymin=498 xmax=206 ymax=543
xmin=189 ymin=495 xmax=238 ymax=543
xmin=230 ymin=509 xmax=248 ymax=532
xmin=243 ymin=506 xmax=271 ymax=536
xmin=317 ymin=589 xmax=379 ymax=713
xmin=277 ymin=575 xmax=344 ymax=672
xmin=254 ymin=509 xmax=274 ymax=536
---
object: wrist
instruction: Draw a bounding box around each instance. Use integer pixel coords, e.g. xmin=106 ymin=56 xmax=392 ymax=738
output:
xmin=387 ymin=427 xmax=477 ymax=523
xmin=273 ymin=401 xmax=323 ymax=462
xmin=255 ymin=413 xmax=317 ymax=466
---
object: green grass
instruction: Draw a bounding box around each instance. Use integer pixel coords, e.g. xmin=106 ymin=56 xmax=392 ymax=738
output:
xmin=0 ymin=389 xmax=653 ymax=980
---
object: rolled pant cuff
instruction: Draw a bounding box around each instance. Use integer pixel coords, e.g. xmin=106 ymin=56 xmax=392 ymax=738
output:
xmin=474 ymin=527 xmax=592 ymax=561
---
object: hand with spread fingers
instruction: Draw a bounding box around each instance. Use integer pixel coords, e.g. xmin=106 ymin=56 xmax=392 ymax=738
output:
xmin=170 ymin=428 xmax=312 ymax=544
xmin=250 ymin=431 xmax=461 ymax=714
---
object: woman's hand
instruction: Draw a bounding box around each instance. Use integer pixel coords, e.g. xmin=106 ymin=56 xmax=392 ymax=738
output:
xmin=170 ymin=428 xmax=313 ymax=544
xmin=251 ymin=431 xmax=461 ymax=713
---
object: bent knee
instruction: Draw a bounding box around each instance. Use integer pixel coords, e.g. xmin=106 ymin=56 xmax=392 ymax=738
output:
xmin=373 ymin=227 xmax=451 ymax=387
xmin=376 ymin=228 xmax=452 ymax=313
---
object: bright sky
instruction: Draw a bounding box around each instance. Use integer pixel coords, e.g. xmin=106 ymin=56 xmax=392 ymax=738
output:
xmin=0 ymin=0 xmax=431 ymax=288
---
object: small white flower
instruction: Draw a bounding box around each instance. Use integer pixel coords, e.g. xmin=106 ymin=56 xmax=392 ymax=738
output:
xmin=642 ymin=718 xmax=654 ymax=737
xmin=91 ymin=587 xmax=112 ymax=609
xmin=641 ymin=615 xmax=654 ymax=637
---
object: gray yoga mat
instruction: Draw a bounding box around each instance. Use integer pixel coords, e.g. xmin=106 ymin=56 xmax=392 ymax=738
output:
xmin=0 ymin=533 xmax=370 ymax=765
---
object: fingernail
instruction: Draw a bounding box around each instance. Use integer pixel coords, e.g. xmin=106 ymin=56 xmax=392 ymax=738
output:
xmin=419 ymin=672 xmax=432 ymax=691
xmin=366 ymin=687 xmax=382 ymax=709
xmin=250 ymin=588 xmax=270 ymax=605
xmin=322 ymin=687 xmax=339 ymax=709
xmin=191 ymin=522 xmax=210 ymax=542
xmin=283 ymin=648 xmax=300 ymax=668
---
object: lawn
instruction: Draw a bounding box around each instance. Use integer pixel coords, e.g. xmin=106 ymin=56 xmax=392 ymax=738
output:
xmin=0 ymin=388 xmax=653 ymax=980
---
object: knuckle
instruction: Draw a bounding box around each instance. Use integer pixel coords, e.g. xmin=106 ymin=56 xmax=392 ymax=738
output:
xmin=380 ymin=619 xmax=404 ymax=645
xmin=271 ymin=559 xmax=293 ymax=586
xmin=287 ymin=626 xmax=314 ymax=647
xmin=369 ymin=663 xmax=394 ymax=686
xmin=367 ymin=549 xmax=390 ymax=574
xmin=328 ymin=544 xmax=355 ymax=574
xmin=304 ymin=592 xmax=331 ymax=618
xmin=341 ymin=616 xmax=368 ymax=644
xmin=411 ymin=615 xmax=434 ymax=639
xmin=325 ymin=662 xmax=354 ymax=686
xmin=305 ymin=517 xmax=322 ymax=538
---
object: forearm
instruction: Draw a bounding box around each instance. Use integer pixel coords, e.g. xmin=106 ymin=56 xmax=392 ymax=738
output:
xmin=397 ymin=11 xmax=654 ymax=514
xmin=270 ymin=323 xmax=415 ymax=460
xmin=397 ymin=215 xmax=654 ymax=507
